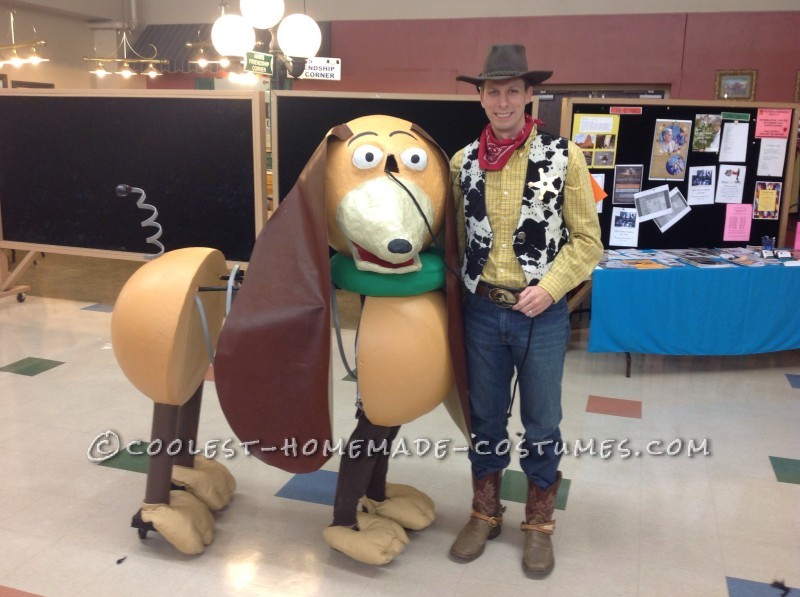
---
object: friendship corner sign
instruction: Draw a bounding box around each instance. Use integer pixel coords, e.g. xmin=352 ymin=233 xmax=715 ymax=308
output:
xmin=298 ymin=57 xmax=341 ymax=80
xmin=244 ymin=52 xmax=341 ymax=80
xmin=244 ymin=51 xmax=273 ymax=75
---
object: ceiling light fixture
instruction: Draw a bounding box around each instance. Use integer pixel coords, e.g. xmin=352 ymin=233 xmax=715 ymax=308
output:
xmin=90 ymin=62 xmax=110 ymax=77
xmin=210 ymin=2 xmax=256 ymax=59
xmin=239 ymin=0 xmax=321 ymax=84
xmin=0 ymin=11 xmax=48 ymax=68
xmin=186 ymin=30 xmax=232 ymax=72
xmin=84 ymin=30 xmax=167 ymax=77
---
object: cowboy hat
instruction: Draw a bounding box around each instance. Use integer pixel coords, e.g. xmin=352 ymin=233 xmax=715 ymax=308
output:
xmin=456 ymin=44 xmax=552 ymax=87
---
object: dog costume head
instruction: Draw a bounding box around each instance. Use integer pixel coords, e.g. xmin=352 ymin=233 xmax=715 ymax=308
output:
xmin=215 ymin=115 xmax=468 ymax=474
xmin=325 ymin=115 xmax=446 ymax=274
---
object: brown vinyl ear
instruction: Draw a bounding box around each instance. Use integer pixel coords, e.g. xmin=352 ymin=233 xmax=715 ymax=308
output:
xmin=214 ymin=133 xmax=334 ymax=474
xmin=330 ymin=122 xmax=353 ymax=141
xmin=443 ymin=174 xmax=471 ymax=440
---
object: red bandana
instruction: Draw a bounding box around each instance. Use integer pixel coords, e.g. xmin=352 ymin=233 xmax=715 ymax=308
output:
xmin=478 ymin=114 xmax=541 ymax=170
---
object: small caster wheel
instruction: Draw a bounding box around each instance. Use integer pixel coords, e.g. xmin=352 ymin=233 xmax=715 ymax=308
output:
xmin=17 ymin=293 xmax=26 ymax=303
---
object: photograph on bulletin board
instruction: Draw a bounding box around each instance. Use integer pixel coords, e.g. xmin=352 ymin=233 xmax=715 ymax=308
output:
xmin=715 ymin=165 xmax=747 ymax=203
xmin=752 ymin=180 xmax=781 ymax=220
xmin=612 ymin=164 xmax=643 ymax=204
xmin=649 ymin=119 xmax=692 ymax=181
xmin=687 ymin=166 xmax=716 ymax=205
xmin=571 ymin=113 xmax=619 ymax=169
xmin=654 ymin=188 xmax=691 ymax=233
xmin=691 ymin=114 xmax=722 ymax=152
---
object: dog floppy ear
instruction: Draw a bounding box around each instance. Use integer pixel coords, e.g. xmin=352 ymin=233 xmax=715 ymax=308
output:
xmin=215 ymin=126 xmax=349 ymax=474
xmin=442 ymin=165 xmax=470 ymax=441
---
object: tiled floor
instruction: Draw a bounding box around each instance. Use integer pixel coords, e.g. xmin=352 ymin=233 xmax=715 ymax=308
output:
xmin=1 ymin=252 xmax=799 ymax=596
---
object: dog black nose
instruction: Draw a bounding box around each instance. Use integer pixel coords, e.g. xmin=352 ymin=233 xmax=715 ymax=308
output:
xmin=388 ymin=239 xmax=412 ymax=254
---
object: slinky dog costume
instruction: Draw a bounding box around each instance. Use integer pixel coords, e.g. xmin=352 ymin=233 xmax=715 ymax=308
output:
xmin=214 ymin=115 xmax=469 ymax=565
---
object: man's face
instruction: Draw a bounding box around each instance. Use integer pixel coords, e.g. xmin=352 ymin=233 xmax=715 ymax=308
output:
xmin=479 ymin=78 xmax=533 ymax=140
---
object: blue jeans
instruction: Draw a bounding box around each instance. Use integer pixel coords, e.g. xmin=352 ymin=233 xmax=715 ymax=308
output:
xmin=464 ymin=290 xmax=569 ymax=489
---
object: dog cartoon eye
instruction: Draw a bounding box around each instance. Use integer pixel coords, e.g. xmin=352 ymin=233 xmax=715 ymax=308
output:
xmin=352 ymin=144 xmax=384 ymax=170
xmin=400 ymin=148 xmax=428 ymax=171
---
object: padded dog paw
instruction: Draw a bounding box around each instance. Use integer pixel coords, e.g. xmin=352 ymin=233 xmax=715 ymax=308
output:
xmin=360 ymin=482 xmax=436 ymax=530
xmin=322 ymin=511 xmax=409 ymax=565
xmin=140 ymin=490 xmax=215 ymax=555
xmin=172 ymin=456 xmax=236 ymax=511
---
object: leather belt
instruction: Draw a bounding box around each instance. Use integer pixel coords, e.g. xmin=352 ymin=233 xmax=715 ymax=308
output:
xmin=475 ymin=281 xmax=525 ymax=308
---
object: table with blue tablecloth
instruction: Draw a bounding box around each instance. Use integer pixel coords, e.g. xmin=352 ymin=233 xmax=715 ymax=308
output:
xmin=588 ymin=264 xmax=800 ymax=367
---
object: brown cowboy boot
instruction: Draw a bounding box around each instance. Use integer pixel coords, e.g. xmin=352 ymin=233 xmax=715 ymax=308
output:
xmin=449 ymin=470 xmax=505 ymax=562
xmin=520 ymin=471 xmax=561 ymax=578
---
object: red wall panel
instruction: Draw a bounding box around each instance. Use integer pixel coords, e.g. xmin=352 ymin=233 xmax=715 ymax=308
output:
xmin=291 ymin=11 xmax=800 ymax=102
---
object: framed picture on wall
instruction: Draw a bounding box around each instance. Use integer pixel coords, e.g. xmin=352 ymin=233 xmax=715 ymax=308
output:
xmin=0 ymin=74 xmax=7 ymax=88
xmin=714 ymin=70 xmax=757 ymax=101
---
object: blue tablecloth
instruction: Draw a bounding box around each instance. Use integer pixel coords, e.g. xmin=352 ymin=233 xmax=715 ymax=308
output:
xmin=588 ymin=265 xmax=800 ymax=355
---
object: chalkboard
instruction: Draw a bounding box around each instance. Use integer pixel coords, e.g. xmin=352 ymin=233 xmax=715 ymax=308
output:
xmin=0 ymin=90 xmax=266 ymax=263
xmin=272 ymin=91 xmax=530 ymax=201
xmin=562 ymin=98 xmax=799 ymax=249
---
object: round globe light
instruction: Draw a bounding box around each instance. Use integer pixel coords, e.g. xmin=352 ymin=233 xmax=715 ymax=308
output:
xmin=211 ymin=13 xmax=256 ymax=57
xmin=240 ymin=0 xmax=285 ymax=30
xmin=276 ymin=13 xmax=321 ymax=58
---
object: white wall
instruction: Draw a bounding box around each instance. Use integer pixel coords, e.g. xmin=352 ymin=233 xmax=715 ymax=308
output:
xmin=2 ymin=0 xmax=122 ymax=21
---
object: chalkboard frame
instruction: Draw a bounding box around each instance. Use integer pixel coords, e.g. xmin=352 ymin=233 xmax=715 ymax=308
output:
xmin=270 ymin=90 xmax=539 ymax=203
xmin=561 ymin=97 xmax=799 ymax=249
xmin=0 ymin=89 xmax=267 ymax=263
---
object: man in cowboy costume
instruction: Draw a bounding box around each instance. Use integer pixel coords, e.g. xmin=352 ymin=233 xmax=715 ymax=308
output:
xmin=449 ymin=43 xmax=602 ymax=577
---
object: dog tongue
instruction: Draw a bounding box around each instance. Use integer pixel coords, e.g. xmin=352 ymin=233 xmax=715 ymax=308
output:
xmin=355 ymin=244 xmax=413 ymax=269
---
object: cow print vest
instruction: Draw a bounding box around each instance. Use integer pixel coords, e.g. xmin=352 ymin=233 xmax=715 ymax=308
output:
xmin=458 ymin=132 xmax=570 ymax=292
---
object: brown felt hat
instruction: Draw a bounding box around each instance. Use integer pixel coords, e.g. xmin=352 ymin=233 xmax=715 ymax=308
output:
xmin=456 ymin=44 xmax=552 ymax=87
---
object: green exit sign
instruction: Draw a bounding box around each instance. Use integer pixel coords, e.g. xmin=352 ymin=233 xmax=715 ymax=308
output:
xmin=244 ymin=51 xmax=273 ymax=75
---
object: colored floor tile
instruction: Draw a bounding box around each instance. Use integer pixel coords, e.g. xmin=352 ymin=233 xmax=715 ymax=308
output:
xmin=785 ymin=373 xmax=800 ymax=389
xmin=0 ymin=357 xmax=64 ymax=377
xmin=275 ymin=469 xmax=338 ymax=506
xmin=727 ymin=576 xmax=797 ymax=596
xmin=0 ymin=586 xmax=45 ymax=597
xmin=81 ymin=303 xmax=113 ymax=313
xmin=586 ymin=394 xmax=642 ymax=419
xmin=769 ymin=456 xmax=800 ymax=484
xmin=97 ymin=444 xmax=150 ymax=474
xmin=500 ymin=469 xmax=570 ymax=510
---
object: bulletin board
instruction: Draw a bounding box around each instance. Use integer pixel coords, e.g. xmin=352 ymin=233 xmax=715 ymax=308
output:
xmin=561 ymin=98 xmax=799 ymax=249
xmin=271 ymin=90 xmax=529 ymax=202
xmin=0 ymin=89 xmax=267 ymax=263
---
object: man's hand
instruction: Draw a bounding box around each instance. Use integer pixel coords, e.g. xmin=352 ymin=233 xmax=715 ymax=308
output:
xmin=512 ymin=285 xmax=554 ymax=318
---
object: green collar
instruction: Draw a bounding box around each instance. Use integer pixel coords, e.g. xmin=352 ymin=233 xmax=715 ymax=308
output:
xmin=330 ymin=250 xmax=445 ymax=297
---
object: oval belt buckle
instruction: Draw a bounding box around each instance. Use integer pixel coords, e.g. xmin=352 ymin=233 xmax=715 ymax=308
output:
xmin=488 ymin=287 xmax=517 ymax=308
